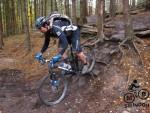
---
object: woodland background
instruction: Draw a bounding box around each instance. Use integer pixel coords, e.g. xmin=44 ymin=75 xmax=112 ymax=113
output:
xmin=0 ymin=0 xmax=150 ymax=113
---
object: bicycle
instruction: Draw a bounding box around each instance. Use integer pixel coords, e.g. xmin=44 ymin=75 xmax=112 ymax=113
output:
xmin=37 ymin=44 xmax=95 ymax=106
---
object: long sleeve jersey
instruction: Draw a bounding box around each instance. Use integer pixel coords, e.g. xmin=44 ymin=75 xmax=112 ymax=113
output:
xmin=40 ymin=18 xmax=77 ymax=55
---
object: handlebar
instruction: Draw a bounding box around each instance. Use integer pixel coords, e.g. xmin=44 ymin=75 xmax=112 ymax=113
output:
xmin=44 ymin=59 xmax=50 ymax=63
xmin=38 ymin=58 xmax=74 ymax=73
xmin=39 ymin=58 xmax=59 ymax=69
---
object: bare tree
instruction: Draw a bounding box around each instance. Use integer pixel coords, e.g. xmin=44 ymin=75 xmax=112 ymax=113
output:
xmin=146 ymin=0 xmax=150 ymax=10
xmin=116 ymin=0 xmax=123 ymax=14
xmin=110 ymin=0 xmax=116 ymax=20
xmin=80 ymin=0 xmax=88 ymax=24
xmin=0 ymin=0 xmax=4 ymax=49
xmin=44 ymin=0 xmax=47 ymax=16
xmin=23 ymin=0 xmax=31 ymax=51
xmin=123 ymin=0 xmax=133 ymax=41
xmin=54 ymin=0 xmax=58 ymax=11
xmin=88 ymin=0 xmax=93 ymax=15
xmin=132 ymin=0 xmax=136 ymax=10
xmin=72 ymin=0 xmax=77 ymax=24
xmin=97 ymin=0 xmax=105 ymax=41
xmin=65 ymin=0 xmax=70 ymax=16
xmin=34 ymin=0 xmax=37 ymax=21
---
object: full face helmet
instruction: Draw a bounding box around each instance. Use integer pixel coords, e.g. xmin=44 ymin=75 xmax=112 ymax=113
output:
xmin=35 ymin=16 xmax=46 ymax=29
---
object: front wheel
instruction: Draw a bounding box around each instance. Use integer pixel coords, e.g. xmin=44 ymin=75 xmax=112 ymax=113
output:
xmin=38 ymin=74 xmax=68 ymax=106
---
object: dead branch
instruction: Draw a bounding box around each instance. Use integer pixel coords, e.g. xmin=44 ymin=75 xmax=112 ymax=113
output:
xmin=135 ymin=29 xmax=150 ymax=37
xmin=81 ymin=37 xmax=97 ymax=45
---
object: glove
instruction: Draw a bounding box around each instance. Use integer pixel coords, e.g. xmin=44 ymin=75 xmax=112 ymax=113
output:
xmin=35 ymin=52 xmax=43 ymax=61
xmin=35 ymin=52 xmax=46 ymax=64
xmin=49 ymin=54 xmax=62 ymax=67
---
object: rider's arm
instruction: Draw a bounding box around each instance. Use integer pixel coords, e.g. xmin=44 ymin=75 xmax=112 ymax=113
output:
xmin=41 ymin=32 xmax=50 ymax=53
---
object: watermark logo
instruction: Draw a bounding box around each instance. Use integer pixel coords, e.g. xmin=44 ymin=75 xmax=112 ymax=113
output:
xmin=124 ymin=80 xmax=149 ymax=108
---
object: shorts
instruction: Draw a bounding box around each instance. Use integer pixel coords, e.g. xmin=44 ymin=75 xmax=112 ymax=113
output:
xmin=58 ymin=28 xmax=82 ymax=53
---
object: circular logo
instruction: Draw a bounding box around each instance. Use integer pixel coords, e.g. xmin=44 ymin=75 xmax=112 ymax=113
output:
xmin=138 ymin=89 xmax=149 ymax=100
xmin=124 ymin=92 xmax=135 ymax=103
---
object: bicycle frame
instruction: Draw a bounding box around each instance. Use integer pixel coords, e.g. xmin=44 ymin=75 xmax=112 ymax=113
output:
xmin=45 ymin=45 xmax=82 ymax=82
xmin=69 ymin=45 xmax=81 ymax=73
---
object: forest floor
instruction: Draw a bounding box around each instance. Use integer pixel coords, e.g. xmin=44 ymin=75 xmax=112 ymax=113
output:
xmin=0 ymin=12 xmax=150 ymax=113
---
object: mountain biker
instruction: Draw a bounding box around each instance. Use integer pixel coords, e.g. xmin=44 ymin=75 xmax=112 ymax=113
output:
xmin=35 ymin=12 xmax=89 ymax=74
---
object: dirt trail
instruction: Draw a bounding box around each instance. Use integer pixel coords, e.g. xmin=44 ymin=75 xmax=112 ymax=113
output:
xmin=0 ymin=47 xmax=126 ymax=113
xmin=0 ymin=28 xmax=150 ymax=113
xmin=0 ymin=44 xmax=150 ymax=113
xmin=0 ymin=67 xmax=127 ymax=113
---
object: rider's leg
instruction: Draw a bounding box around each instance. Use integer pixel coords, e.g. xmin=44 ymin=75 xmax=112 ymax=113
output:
xmin=76 ymin=52 xmax=87 ymax=64
xmin=70 ymin=28 xmax=86 ymax=63
xmin=57 ymin=48 xmax=68 ymax=60
xmin=58 ymin=38 xmax=68 ymax=60
xmin=71 ymin=28 xmax=89 ymax=74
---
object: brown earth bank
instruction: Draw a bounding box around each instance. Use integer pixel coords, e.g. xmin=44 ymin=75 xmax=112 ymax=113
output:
xmin=0 ymin=13 xmax=150 ymax=113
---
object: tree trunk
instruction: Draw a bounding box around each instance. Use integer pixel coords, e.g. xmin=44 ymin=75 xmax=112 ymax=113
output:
xmin=132 ymin=0 xmax=136 ymax=10
xmin=110 ymin=0 xmax=116 ymax=20
xmin=54 ymin=0 xmax=58 ymax=11
xmin=72 ymin=0 xmax=77 ymax=24
xmin=50 ymin=0 xmax=53 ymax=12
xmin=38 ymin=0 xmax=41 ymax=16
xmin=5 ymin=0 xmax=10 ymax=36
xmin=44 ymin=0 xmax=47 ymax=15
xmin=95 ymin=0 xmax=98 ymax=15
xmin=117 ymin=0 xmax=123 ymax=14
xmin=88 ymin=0 xmax=93 ymax=15
xmin=20 ymin=0 xmax=24 ymax=33
xmin=41 ymin=0 xmax=44 ymax=16
xmin=34 ymin=0 xmax=37 ymax=21
xmin=1 ymin=0 xmax=5 ymax=36
xmin=11 ymin=0 xmax=16 ymax=35
xmin=146 ymin=0 xmax=150 ymax=10
xmin=97 ymin=0 xmax=105 ymax=40
xmin=29 ymin=1 xmax=33 ymax=28
xmin=0 ymin=0 xmax=4 ymax=49
xmin=123 ymin=0 xmax=134 ymax=40
xmin=65 ymin=0 xmax=70 ymax=16
xmin=0 ymin=22 xmax=3 ymax=49
xmin=80 ymin=0 xmax=88 ymax=24
xmin=23 ymin=0 xmax=31 ymax=51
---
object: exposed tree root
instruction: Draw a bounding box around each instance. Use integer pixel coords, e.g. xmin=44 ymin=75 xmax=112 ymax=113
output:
xmin=118 ymin=36 xmax=146 ymax=89
xmin=119 ymin=36 xmax=144 ymax=66
xmin=82 ymin=37 xmax=101 ymax=47
xmin=132 ymin=40 xmax=144 ymax=66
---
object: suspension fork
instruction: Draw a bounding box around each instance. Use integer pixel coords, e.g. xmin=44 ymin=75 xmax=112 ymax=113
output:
xmin=48 ymin=68 xmax=57 ymax=81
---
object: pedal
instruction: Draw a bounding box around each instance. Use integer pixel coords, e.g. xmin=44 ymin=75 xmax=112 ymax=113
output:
xmin=58 ymin=63 xmax=72 ymax=71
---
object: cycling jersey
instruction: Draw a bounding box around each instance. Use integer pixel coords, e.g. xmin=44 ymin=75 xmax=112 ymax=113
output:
xmin=40 ymin=18 xmax=81 ymax=55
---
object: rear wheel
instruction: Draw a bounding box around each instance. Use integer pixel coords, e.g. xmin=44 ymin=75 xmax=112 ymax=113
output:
xmin=38 ymin=74 xmax=68 ymax=106
xmin=82 ymin=46 xmax=95 ymax=73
